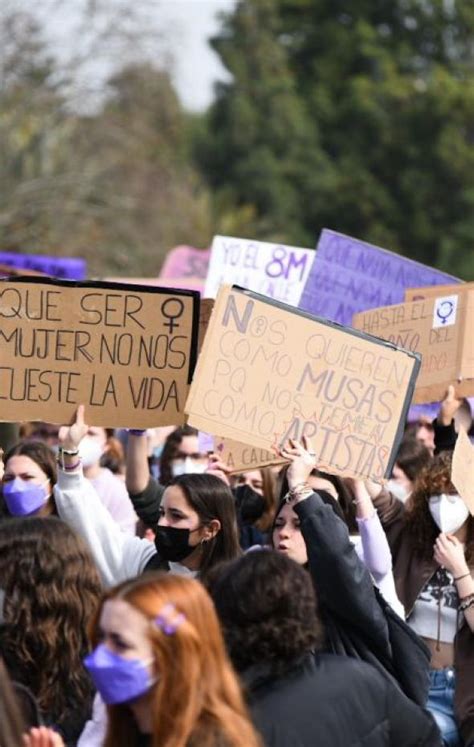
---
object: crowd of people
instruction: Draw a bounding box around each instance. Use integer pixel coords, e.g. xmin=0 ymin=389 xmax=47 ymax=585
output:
xmin=0 ymin=385 xmax=473 ymax=747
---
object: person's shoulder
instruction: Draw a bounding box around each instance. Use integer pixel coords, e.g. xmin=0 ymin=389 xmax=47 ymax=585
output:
xmin=315 ymin=653 xmax=388 ymax=690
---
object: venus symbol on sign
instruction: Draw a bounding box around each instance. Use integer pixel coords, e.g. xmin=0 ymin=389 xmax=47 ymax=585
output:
xmin=436 ymin=300 xmax=454 ymax=325
xmin=161 ymin=298 xmax=184 ymax=333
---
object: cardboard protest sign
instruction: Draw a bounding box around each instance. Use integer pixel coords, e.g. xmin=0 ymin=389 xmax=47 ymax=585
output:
xmin=0 ymin=252 xmax=86 ymax=280
xmin=198 ymin=299 xmax=215 ymax=354
xmin=452 ymin=428 xmax=474 ymax=516
xmin=353 ymin=290 xmax=474 ymax=403
xmin=159 ymin=245 xmax=210 ymax=280
xmin=299 ymin=229 xmax=460 ymax=326
xmin=0 ymin=277 xmax=199 ymax=428
xmin=186 ymin=285 xmax=420 ymax=481
xmin=105 ymin=277 xmax=205 ymax=293
xmin=405 ymin=282 xmax=474 ymax=302
xmin=204 ymin=236 xmax=315 ymax=306
xmin=0 ymin=264 xmax=45 ymax=278
xmin=197 ymin=430 xmax=287 ymax=473
xmin=214 ymin=437 xmax=288 ymax=474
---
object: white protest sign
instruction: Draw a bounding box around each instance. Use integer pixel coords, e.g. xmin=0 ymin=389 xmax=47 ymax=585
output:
xmin=204 ymin=235 xmax=315 ymax=306
xmin=432 ymin=295 xmax=459 ymax=329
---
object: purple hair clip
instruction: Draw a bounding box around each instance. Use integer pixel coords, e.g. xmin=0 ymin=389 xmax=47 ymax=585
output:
xmin=155 ymin=603 xmax=185 ymax=635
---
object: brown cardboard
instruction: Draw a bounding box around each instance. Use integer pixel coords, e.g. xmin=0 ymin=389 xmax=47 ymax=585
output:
xmin=452 ymin=428 xmax=474 ymax=516
xmin=353 ymin=291 xmax=474 ymax=403
xmin=198 ymin=299 xmax=215 ymax=354
xmin=405 ymin=282 xmax=473 ymax=302
xmin=0 ymin=277 xmax=199 ymax=427
xmin=186 ymin=285 xmax=420 ymax=481
xmin=214 ymin=436 xmax=288 ymax=474
xmin=0 ymin=265 xmax=45 ymax=277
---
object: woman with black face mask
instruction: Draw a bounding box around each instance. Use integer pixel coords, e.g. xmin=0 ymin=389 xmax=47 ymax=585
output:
xmin=53 ymin=406 xmax=241 ymax=586
xmin=233 ymin=467 xmax=278 ymax=550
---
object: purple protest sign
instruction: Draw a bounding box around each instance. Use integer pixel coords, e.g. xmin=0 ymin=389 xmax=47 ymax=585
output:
xmin=299 ymin=230 xmax=460 ymax=326
xmin=0 ymin=252 xmax=86 ymax=280
xmin=159 ymin=245 xmax=210 ymax=280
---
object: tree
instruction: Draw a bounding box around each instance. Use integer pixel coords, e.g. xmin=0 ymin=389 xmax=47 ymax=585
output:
xmin=198 ymin=0 xmax=474 ymax=278
xmin=0 ymin=3 xmax=213 ymax=277
xmin=69 ymin=62 xmax=213 ymax=276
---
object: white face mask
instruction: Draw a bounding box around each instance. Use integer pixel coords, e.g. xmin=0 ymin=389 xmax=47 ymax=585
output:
xmin=79 ymin=438 xmax=104 ymax=469
xmin=428 ymin=494 xmax=469 ymax=534
xmin=387 ymin=479 xmax=409 ymax=503
xmin=171 ymin=457 xmax=207 ymax=477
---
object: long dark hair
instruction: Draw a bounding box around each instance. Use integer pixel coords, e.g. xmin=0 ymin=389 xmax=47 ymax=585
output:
xmin=0 ymin=517 xmax=102 ymax=736
xmin=0 ymin=658 xmax=25 ymax=747
xmin=405 ymin=451 xmax=474 ymax=563
xmin=209 ymin=550 xmax=324 ymax=675
xmin=169 ymin=474 xmax=242 ymax=576
xmin=159 ymin=425 xmax=199 ymax=485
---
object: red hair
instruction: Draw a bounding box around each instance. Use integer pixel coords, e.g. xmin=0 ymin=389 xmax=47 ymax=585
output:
xmin=90 ymin=573 xmax=262 ymax=747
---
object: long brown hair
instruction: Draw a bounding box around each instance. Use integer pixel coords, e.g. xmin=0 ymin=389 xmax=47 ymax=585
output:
xmin=404 ymin=451 xmax=474 ymax=563
xmin=90 ymin=573 xmax=262 ymax=747
xmin=0 ymin=658 xmax=25 ymax=747
xmin=255 ymin=468 xmax=278 ymax=532
xmin=0 ymin=517 xmax=102 ymax=731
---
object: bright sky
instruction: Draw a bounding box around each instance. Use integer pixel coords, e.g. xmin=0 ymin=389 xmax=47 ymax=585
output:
xmin=35 ymin=0 xmax=236 ymax=111
xmin=158 ymin=0 xmax=236 ymax=110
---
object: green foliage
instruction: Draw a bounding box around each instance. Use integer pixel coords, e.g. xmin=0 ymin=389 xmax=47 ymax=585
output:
xmin=198 ymin=0 xmax=474 ymax=278
xmin=0 ymin=8 xmax=212 ymax=277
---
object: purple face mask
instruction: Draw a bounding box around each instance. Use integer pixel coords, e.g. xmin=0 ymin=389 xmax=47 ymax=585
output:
xmin=84 ymin=644 xmax=155 ymax=705
xmin=2 ymin=478 xmax=49 ymax=516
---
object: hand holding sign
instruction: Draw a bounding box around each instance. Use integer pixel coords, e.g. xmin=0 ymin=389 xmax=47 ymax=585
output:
xmin=280 ymin=437 xmax=318 ymax=494
xmin=206 ymin=453 xmax=231 ymax=486
xmin=439 ymin=385 xmax=463 ymax=427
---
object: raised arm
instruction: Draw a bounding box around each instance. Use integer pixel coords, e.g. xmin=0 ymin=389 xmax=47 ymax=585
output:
xmin=280 ymin=438 xmax=389 ymax=654
xmin=55 ymin=407 xmax=155 ymax=586
xmin=433 ymin=385 xmax=462 ymax=454
xmin=350 ymin=479 xmax=393 ymax=579
xmin=125 ymin=430 xmax=150 ymax=495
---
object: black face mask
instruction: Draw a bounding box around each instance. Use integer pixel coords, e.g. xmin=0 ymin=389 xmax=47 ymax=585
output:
xmin=234 ymin=484 xmax=266 ymax=523
xmin=154 ymin=525 xmax=197 ymax=563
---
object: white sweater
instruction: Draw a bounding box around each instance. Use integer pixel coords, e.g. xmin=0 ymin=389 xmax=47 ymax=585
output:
xmin=55 ymin=467 xmax=155 ymax=587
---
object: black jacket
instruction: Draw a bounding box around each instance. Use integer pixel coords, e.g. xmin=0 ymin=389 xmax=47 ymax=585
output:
xmin=295 ymin=493 xmax=431 ymax=706
xmin=245 ymin=653 xmax=441 ymax=747
xmin=128 ymin=477 xmax=164 ymax=527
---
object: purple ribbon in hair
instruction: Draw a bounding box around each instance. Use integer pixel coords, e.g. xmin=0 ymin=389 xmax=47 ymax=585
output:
xmin=155 ymin=603 xmax=185 ymax=635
